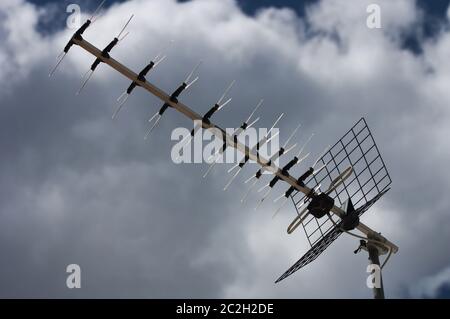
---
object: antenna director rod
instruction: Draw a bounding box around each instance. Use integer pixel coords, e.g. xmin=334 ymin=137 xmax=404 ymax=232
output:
xmin=72 ymin=37 xmax=398 ymax=253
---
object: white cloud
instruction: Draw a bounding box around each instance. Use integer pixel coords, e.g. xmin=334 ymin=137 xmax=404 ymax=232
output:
xmin=1 ymin=0 xmax=450 ymax=298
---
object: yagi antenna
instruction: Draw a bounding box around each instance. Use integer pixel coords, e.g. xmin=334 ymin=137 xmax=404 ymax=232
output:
xmin=90 ymin=0 xmax=107 ymax=22
xmin=52 ymin=16 xmax=398 ymax=297
xmin=76 ymin=14 xmax=134 ymax=95
xmin=113 ymin=40 xmax=174 ymax=119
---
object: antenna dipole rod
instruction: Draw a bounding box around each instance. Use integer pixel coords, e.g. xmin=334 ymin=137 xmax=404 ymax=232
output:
xmin=298 ymin=133 xmax=314 ymax=158
xmin=245 ymin=99 xmax=263 ymax=124
xmin=283 ymin=123 xmax=301 ymax=148
xmin=268 ymin=113 xmax=284 ymax=135
xmin=70 ymin=37 xmax=398 ymax=254
xmin=217 ymin=80 xmax=235 ymax=105
xmin=154 ymin=40 xmax=174 ymax=62
xmin=185 ymin=60 xmax=202 ymax=84
xmin=117 ymin=14 xmax=134 ymax=39
xmin=90 ymin=0 xmax=106 ymax=21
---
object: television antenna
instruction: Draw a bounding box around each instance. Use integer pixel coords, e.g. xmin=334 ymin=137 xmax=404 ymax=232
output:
xmin=50 ymin=4 xmax=398 ymax=299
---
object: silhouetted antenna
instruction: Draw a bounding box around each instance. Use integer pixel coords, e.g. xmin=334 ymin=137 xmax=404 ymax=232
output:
xmin=51 ymin=14 xmax=398 ymax=298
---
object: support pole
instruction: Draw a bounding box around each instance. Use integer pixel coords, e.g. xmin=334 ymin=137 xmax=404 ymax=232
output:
xmin=367 ymin=242 xmax=385 ymax=299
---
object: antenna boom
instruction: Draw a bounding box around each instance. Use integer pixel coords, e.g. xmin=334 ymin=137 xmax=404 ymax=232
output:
xmin=70 ymin=36 xmax=398 ymax=254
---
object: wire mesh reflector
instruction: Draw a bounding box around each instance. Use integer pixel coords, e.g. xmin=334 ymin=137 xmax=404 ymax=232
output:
xmin=291 ymin=117 xmax=392 ymax=247
xmin=275 ymin=222 xmax=343 ymax=283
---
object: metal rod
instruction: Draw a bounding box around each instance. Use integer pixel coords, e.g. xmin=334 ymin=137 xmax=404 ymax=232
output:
xmin=217 ymin=80 xmax=235 ymax=105
xmin=185 ymin=61 xmax=202 ymax=84
xmin=48 ymin=52 xmax=66 ymax=77
xmin=153 ymin=40 xmax=174 ymax=63
xmin=246 ymin=99 xmax=263 ymax=123
xmin=117 ymin=14 xmax=134 ymax=40
xmin=112 ymin=92 xmax=129 ymax=119
xmin=76 ymin=69 xmax=94 ymax=95
xmin=90 ymin=0 xmax=106 ymax=22
xmin=283 ymin=123 xmax=301 ymax=148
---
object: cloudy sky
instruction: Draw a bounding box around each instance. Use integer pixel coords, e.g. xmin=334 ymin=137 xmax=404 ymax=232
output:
xmin=1 ymin=0 xmax=450 ymax=298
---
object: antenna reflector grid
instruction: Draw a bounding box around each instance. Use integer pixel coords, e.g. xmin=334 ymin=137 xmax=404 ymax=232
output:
xmin=290 ymin=118 xmax=392 ymax=247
